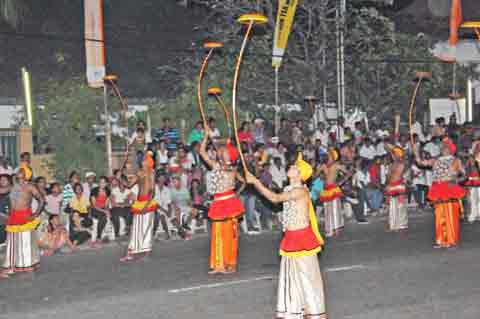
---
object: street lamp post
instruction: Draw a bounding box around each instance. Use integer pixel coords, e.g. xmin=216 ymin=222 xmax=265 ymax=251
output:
xmin=103 ymin=82 xmax=112 ymax=175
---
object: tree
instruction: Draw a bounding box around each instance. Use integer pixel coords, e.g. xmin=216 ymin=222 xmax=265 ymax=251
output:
xmin=34 ymin=78 xmax=123 ymax=181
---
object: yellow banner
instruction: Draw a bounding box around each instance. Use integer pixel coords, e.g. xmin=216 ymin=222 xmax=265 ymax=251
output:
xmin=272 ymin=0 xmax=298 ymax=69
xmin=84 ymin=0 xmax=106 ymax=88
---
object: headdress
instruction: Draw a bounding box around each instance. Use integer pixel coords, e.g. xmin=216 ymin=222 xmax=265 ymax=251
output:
xmin=226 ymin=142 xmax=239 ymax=163
xmin=143 ymin=150 xmax=155 ymax=170
xmin=295 ymin=153 xmax=313 ymax=182
xmin=328 ymin=148 xmax=339 ymax=162
xmin=443 ymin=137 xmax=456 ymax=154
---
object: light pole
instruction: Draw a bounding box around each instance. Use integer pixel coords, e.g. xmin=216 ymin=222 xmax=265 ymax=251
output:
xmin=103 ymin=74 xmax=117 ymax=175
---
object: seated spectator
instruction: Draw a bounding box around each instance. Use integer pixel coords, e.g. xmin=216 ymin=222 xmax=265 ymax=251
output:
xmin=41 ymin=215 xmax=75 ymax=256
xmin=190 ymin=178 xmax=208 ymax=221
xmin=0 ymin=158 xmax=13 ymax=176
xmin=89 ymin=176 xmax=111 ymax=247
xmin=170 ymin=175 xmax=196 ymax=240
xmin=187 ymin=121 xmax=204 ymax=146
xmin=70 ymin=211 xmax=92 ymax=246
xmin=110 ymin=176 xmax=133 ymax=238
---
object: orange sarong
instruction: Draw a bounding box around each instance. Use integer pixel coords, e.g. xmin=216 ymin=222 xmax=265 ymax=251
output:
xmin=209 ymin=218 xmax=238 ymax=271
xmin=434 ymin=201 xmax=460 ymax=247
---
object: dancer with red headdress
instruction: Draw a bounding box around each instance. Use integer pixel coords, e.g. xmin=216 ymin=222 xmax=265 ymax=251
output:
xmin=120 ymin=151 xmax=157 ymax=261
xmin=200 ymin=127 xmax=245 ymax=274
xmin=414 ymin=137 xmax=466 ymax=248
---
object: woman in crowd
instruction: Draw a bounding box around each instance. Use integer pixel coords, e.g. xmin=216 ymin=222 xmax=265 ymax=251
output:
xmin=89 ymin=176 xmax=111 ymax=248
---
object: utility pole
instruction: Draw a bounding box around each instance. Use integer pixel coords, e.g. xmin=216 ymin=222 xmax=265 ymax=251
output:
xmin=336 ymin=0 xmax=346 ymax=118
xmin=103 ymin=83 xmax=112 ymax=175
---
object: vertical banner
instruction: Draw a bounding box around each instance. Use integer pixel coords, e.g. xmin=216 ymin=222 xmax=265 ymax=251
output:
xmin=84 ymin=0 xmax=106 ymax=88
xmin=448 ymin=0 xmax=463 ymax=46
xmin=272 ymin=0 xmax=298 ymax=69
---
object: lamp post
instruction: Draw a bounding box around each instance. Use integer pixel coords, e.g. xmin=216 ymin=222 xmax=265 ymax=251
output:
xmin=103 ymin=74 xmax=117 ymax=175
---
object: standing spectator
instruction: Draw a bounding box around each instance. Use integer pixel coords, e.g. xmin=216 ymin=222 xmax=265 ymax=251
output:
xmin=359 ymin=138 xmax=376 ymax=160
xmin=63 ymin=171 xmax=81 ymax=214
xmin=208 ymin=117 xmax=221 ymax=143
xmin=187 ymin=121 xmax=204 ymax=146
xmin=111 ymin=177 xmax=133 ymax=238
xmin=238 ymin=121 xmax=254 ymax=147
xmin=89 ymin=176 xmax=111 ymax=247
xmin=312 ymin=122 xmax=329 ymax=146
xmin=83 ymin=172 xmax=97 ymax=201
xmin=270 ymin=157 xmax=287 ymax=190
xmin=292 ymin=120 xmax=303 ymax=146
xmin=154 ymin=174 xmax=173 ymax=239
xmin=155 ymin=140 xmax=170 ymax=169
xmin=45 ymin=183 xmax=62 ymax=216
xmin=190 ymin=178 xmax=208 ymax=223
xmin=278 ymin=118 xmax=293 ymax=148
xmin=0 ymin=174 xmax=11 ymax=243
xmin=0 ymin=158 xmax=13 ymax=176
xmin=188 ymin=142 xmax=203 ymax=169
xmin=253 ymin=118 xmax=266 ymax=145
xmin=129 ymin=120 xmax=152 ymax=144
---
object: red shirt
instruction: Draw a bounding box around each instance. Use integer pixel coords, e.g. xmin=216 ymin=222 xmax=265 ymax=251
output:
xmin=238 ymin=131 xmax=253 ymax=145
xmin=369 ymin=164 xmax=380 ymax=186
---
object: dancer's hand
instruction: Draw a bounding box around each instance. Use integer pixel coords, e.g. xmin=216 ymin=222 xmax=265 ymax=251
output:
xmin=245 ymin=171 xmax=256 ymax=184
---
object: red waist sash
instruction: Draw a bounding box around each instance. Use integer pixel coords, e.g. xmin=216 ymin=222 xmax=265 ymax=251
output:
xmin=7 ymin=208 xmax=33 ymax=225
xmin=209 ymin=190 xmax=244 ymax=220
xmin=427 ymin=181 xmax=466 ymax=202
xmin=280 ymin=226 xmax=322 ymax=256
xmin=319 ymin=184 xmax=343 ymax=202
xmin=385 ymin=180 xmax=407 ymax=196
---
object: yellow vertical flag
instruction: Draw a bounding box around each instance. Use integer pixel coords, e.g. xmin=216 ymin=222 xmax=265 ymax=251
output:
xmin=84 ymin=0 xmax=106 ymax=88
xmin=272 ymin=0 xmax=298 ymax=69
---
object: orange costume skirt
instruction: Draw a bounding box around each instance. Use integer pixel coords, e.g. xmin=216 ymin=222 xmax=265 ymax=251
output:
xmin=427 ymin=181 xmax=466 ymax=247
xmin=209 ymin=191 xmax=245 ymax=272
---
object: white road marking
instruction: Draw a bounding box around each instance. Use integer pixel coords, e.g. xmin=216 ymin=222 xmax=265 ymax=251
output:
xmin=325 ymin=264 xmax=365 ymax=272
xmin=168 ymin=264 xmax=365 ymax=293
xmin=168 ymin=275 xmax=275 ymax=293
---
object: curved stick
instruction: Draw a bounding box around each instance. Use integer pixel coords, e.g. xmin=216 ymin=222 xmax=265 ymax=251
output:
xmin=197 ymin=49 xmax=214 ymax=128
xmin=213 ymin=94 xmax=232 ymax=138
xmin=106 ymin=79 xmax=130 ymax=170
xmin=232 ymin=21 xmax=254 ymax=173
xmin=408 ymin=77 xmax=424 ymax=157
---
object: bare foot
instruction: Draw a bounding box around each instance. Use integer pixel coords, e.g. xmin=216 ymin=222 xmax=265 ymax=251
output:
xmin=120 ymin=255 xmax=135 ymax=262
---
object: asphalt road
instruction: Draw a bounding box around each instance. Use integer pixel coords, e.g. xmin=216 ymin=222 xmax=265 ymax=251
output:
xmin=1 ymin=210 xmax=480 ymax=319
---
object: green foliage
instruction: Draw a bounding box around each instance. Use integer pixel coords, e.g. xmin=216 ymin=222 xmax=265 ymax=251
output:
xmin=34 ymin=79 xmax=109 ymax=181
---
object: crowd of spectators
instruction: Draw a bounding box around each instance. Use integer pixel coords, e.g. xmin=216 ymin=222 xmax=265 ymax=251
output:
xmin=0 ymin=112 xmax=477 ymax=256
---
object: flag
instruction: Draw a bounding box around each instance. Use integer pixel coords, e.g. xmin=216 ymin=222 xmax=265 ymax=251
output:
xmin=84 ymin=0 xmax=106 ymax=88
xmin=272 ymin=0 xmax=298 ymax=69
xmin=448 ymin=0 xmax=463 ymax=46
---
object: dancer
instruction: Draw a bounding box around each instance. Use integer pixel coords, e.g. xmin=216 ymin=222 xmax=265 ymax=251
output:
xmin=1 ymin=168 xmax=44 ymax=278
xmin=199 ymin=128 xmax=245 ymax=274
xmin=246 ymin=154 xmax=326 ymax=319
xmin=465 ymin=144 xmax=480 ymax=223
xmin=414 ymin=137 xmax=466 ymax=248
xmin=121 ymin=151 xmax=157 ymax=261
xmin=318 ymin=148 xmax=346 ymax=237
xmin=385 ymin=145 xmax=408 ymax=231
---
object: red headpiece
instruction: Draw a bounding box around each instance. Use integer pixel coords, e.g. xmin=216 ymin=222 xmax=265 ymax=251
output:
xmin=226 ymin=142 xmax=239 ymax=163
xmin=443 ymin=137 xmax=456 ymax=154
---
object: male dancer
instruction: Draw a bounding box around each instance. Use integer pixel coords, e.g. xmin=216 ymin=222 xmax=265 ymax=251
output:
xmin=246 ymin=154 xmax=326 ymax=319
xmin=318 ymin=148 xmax=346 ymax=237
xmin=200 ymin=128 xmax=245 ymax=274
xmin=465 ymin=143 xmax=480 ymax=223
xmin=121 ymin=151 xmax=157 ymax=261
xmin=1 ymin=168 xmax=44 ymax=278
xmin=414 ymin=138 xmax=465 ymax=248
xmin=385 ymin=145 xmax=408 ymax=231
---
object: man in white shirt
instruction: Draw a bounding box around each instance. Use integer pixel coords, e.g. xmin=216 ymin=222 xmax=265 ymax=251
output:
xmin=82 ymin=172 xmax=97 ymax=200
xmin=111 ymin=176 xmax=133 ymax=238
xmin=312 ymin=122 xmax=329 ymax=146
xmin=359 ymin=138 xmax=376 ymax=160
xmin=269 ymin=157 xmax=287 ymax=190
xmin=154 ymin=174 xmax=173 ymax=239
